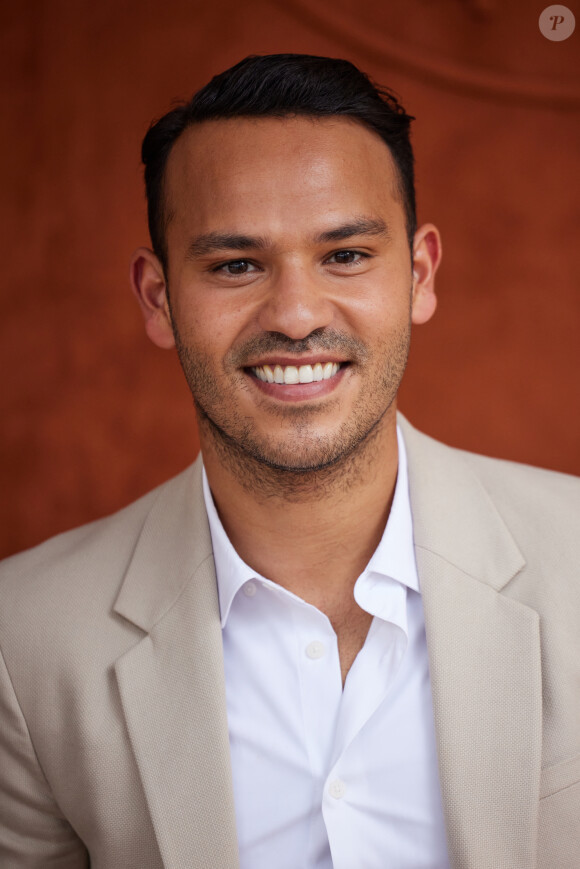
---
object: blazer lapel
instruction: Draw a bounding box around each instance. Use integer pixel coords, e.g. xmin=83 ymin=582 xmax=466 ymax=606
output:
xmin=400 ymin=417 xmax=542 ymax=869
xmin=113 ymin=460 xmax=239 ymax=869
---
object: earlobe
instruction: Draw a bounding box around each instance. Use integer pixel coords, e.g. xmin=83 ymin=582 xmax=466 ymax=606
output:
xmin=129 ymin=247 xmax=176 ymax=349
xmin=411 ymin=223 xmax=442 ymax=326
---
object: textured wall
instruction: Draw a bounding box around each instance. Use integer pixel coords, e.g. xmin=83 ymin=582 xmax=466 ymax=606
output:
xmin=1 ymin=0 xmax=579 ymax=557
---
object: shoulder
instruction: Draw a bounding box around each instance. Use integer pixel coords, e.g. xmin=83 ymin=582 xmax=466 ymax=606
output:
xmin=451 ymin=440 xmax=580 ymax=498
xmin=399 ymin=415 xmax=579 ymax=516
xmin=399 ymin=414 xmax=580 ymax=574
xmin=458 ymin=447 xmax=579 ymax=534
xmin=0 ymin=461 xmax=202 ymax=632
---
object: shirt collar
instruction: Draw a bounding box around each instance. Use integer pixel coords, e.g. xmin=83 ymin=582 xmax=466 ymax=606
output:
xmin=363 ymin=425 xmax=419 ymax=594
xmin=202 ymin=466 xmax=264 ymax=627
xmin=202 ymin=425 xmax=419 ymax=629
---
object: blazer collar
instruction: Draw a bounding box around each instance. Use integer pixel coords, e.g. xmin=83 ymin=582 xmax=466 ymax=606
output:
xmin=113 ymin=459 xmax=212 ymax=631
xmin=400 ymin=415 xmax=542 ymax=869
xmin=398 ymin=414 xmax=525 ymax=591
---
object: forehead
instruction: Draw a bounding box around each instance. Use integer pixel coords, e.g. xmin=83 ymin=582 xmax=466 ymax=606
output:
xmin=163 ymin=116 xmax=402 ymax=234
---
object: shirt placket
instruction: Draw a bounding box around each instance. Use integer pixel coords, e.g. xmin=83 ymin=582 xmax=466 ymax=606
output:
xmin=321 ymin=582 xmax=409 ymax=869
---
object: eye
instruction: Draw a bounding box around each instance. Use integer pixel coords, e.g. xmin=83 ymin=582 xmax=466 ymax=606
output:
xmin=213 ymin=259 xmax=260 ymax=276
xmin=326 ymin=250 xmax=370 ymax=266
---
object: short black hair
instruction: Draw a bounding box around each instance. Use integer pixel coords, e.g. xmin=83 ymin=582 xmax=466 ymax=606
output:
xmin=142 ymin=53 xmax=416 ymax=269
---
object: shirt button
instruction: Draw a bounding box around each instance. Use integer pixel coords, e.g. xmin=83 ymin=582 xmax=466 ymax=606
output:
xmin=305 ymin=641 xmax=325 ymax=659
xmin=243 ymin=582 xmax=257 ymax=597
xmin=328 ymin=779 xmax=347 ymax=799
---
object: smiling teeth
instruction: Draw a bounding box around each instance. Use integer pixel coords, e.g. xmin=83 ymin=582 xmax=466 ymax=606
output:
xmin=252 ymin=362 xmax=341 ymax=384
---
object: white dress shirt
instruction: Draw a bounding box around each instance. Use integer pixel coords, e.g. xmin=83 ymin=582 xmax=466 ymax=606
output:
xmin=202 ymin=427 xmax=450 ymax=869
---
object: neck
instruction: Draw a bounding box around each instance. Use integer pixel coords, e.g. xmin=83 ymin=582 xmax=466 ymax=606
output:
xmin=200 ymin=408 xmax=399 ymax=607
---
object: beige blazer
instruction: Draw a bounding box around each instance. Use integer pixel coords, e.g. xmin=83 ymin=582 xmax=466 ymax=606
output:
xmin=0 ymin=416 xmax=579 ymax=868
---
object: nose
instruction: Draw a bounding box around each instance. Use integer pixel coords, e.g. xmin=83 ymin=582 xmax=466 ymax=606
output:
xmin=256 ymin=262 xmax=334 ymax=340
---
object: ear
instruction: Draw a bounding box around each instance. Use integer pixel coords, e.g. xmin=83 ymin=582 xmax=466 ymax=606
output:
xmin=410 ymin=223 xmax=442 ymax=325
xmin=129 ymin=247 xmax=176 ymax=349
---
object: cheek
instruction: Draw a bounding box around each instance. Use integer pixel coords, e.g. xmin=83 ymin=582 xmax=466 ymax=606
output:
xmin=337 ymin=277 xmax=412 ymax=339
xmin=172 ymin=293 xmax=253 ymax=363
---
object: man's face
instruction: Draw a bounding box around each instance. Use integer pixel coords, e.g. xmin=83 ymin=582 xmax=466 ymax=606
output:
xmin=147 ymin=116 xmax=436 ymax=472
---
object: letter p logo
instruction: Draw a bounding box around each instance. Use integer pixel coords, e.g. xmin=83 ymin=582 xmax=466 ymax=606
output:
xmin=539 ymin=5 xmax=576 ymax=40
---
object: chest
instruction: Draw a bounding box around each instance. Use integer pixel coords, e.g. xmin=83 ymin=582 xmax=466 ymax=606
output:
xmin=221 ymin=583 xmax=450 ymax=869
xmin=327 ymin=604 xmax=374 ymax=685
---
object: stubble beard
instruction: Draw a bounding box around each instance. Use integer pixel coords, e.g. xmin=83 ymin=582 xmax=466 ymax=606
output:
xmin=172 ymin=323 xmax=412 ymax=502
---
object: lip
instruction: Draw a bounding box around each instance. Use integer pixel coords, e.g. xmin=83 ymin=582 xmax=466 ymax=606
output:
xmin=244 ymin=362 xmax=349 ymax=403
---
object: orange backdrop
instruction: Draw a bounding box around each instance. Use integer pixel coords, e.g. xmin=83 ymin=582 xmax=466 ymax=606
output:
xmin=1 ymin=0 xmax=579 ymax=558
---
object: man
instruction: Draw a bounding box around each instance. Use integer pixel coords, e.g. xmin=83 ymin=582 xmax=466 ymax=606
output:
xmin=0 ymin=54 xmax=578 ymax=869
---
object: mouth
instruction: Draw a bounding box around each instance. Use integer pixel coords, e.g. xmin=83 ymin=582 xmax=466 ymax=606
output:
xmin=250 ymin=361 xmax=344 ymax=384
xmin=244 ymin=359 xmax=350 ymax=403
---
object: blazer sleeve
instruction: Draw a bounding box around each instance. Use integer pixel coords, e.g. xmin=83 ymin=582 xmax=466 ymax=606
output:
xmin=0 ymin=645 xmax=88 ymax=868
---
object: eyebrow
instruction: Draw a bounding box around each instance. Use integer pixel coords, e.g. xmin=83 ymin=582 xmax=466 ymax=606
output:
xmin=186 ymin=232 xmax=269 ymax=258
xmin=315 ymin=217 xmax=390 ymax=244
xmin=185 ymin=216 xmax=390 ymax=259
